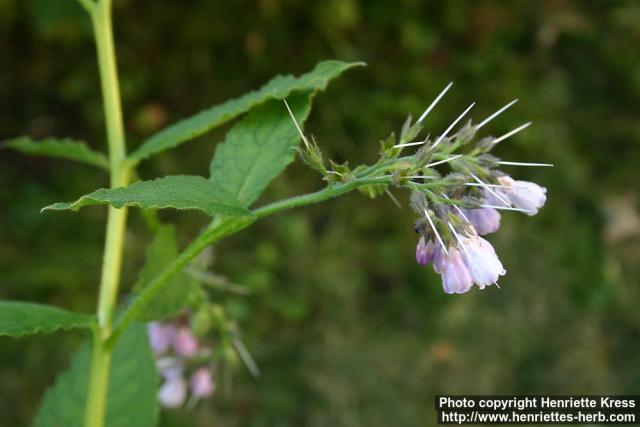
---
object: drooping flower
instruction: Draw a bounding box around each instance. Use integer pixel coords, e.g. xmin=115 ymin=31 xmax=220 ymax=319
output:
xmin=497 ymin=176 xmax=547 ymax=216
xmin=458 ymin=234 xmax=505 ymax=288
xmin=158 ymin=376 xmax=187 ymax=408
xmin=415 ymin=236 xmax=438 ymax=266
xmin=157 ymin=358 xmax=187 ymax=408
xmin=438 ymin=248 xmax=474 ymax=294
xmin=190 ymin=367 xmax=216 ymax=398
xmin=173 ymin=326 xmax=199 ymax=357
xmin=149 ymin=319 xmax=221 ymax=409
xmin=147 ymin=322 xmax=175 ymax=355
xmin=459 ymin=207 xmax=501 ymax=235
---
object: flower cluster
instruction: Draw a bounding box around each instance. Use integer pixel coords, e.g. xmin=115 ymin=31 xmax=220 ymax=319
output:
xmin=288 ymin=82 xmax=549 ymax=294
xmin=148 ymin=321 xmax=216 ymax=408
xmin=289 ymin=83 xmax=553 ymax=293
xmin=405 ymin=85 xmax=548 ymax=294
xmin=414 ymin=179 xmax=546 ymax=294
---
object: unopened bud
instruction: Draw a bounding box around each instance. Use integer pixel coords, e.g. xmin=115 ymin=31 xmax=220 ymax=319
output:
xmin=399 ymin=115 xmax=422 ymax=144
xmin=173 ymin=326 xmax=199 ymax=357
xmin=297 ymin=135 xmax=327 ymax=176
xmin=190 ymin=306 xmax=212 ymax=338
xmin=327 ymin=159 xmax=352 ymax=183
xmin=380 ymin=131 xmax=401 ymax=160
xmin=476 ymin=136 xmax=496 ymax=152
xmin=409 ymin=191 xmax=429 ymax=216
xmin=477 ymin=154 xmax=500 ymax=168
xmin=452 ymin=120 xmax=477 ymax=146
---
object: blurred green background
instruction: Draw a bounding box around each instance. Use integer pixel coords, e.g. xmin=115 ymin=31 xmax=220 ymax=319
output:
xmin=1 ymin=0 xmax=640 ymax=426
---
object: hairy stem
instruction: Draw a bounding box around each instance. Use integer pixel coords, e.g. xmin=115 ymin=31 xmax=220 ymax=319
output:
xmin=252 ymin=177 xmax=384 ymax=218
xmin=84 ymin=1 xmax=130 ymax=426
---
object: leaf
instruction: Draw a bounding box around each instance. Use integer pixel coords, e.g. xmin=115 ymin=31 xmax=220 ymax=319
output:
xmin=42 ymin=175 xmax=251 ymax=217
xmin=3 ymin=136 xmax=109 ymax=170
xmin=209 ymin=92 xmax=311 ymax=207
xmin=133 ymin=224 xmax=198 ymax=321
xmin=33 ymin=323 xmax=158 ymax=427
xmin=0 ymin=301 xmax=95 ymax=337
xmin=129 ymin=60 xmax=364 ymax=163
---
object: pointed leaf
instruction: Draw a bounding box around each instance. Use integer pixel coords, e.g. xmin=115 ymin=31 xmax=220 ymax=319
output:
xmin=129 ymin=60 xmax=364 ymax=163
xmin=3 ymin=137 xmax=109 ymax=170
xmin=0 ymin=301 xmax=95 ymax=337
xmin=42 ymin=175 xmax=251 ymax=217
xmin=33 ymin=323 xmax=158 ymax=427
xmin=133 ymin=224 xmax=198 ymax=321
xmin=209 ymin=92 xmax=311 ymax=207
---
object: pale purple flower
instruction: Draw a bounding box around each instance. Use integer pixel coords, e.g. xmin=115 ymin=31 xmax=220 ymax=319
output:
xmin=432 ymin=244 xmax=446 ymax=274
xmin=439 ymin=248 xmax=474 ymax=294
xmin=498 ymin=176 xmax=547 ymax=216
xmin=458 ymin=234 xmax=505 ymax=288
xmin=415 ymin=237 xmax=438 ymax=266
xmin=173 ymin=326 xmax=199 ymax=357
xmin=158 ymin=376 xmax=187 ymax=408
xmin=460 ymin=207 xmax=501 ymax=235
xmin=190 ymin=368 xmax=216 ymax=398
xmin=147 ymin=322 xmax=175 ymax=355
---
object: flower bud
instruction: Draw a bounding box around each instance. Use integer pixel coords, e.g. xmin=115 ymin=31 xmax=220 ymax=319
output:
xmin=439 ymin=248 xmax=474 ymax=294
xmin=173 ymin=326 xmax=199 ymax=357
xmin=147 ymin=322 xmax=175 ymax=355
xmin=297 ymin=136 xmax=327 ymax=176
xmin=380 ymin=131 xmax=401 ymax=160
xmin=190 ymin=367 xmax=216 ymax=398
xmin=158 ymin=377 xmax=187 ymax=408
xmin=460 ymin=208 xmax=501 ymax=235
xmin=452 ymin=120 xmax=477 ymax=146
xmin=501 ymin=177 xmax=547 ymax=216
xmin=415 ymin=237 xmax=439 ymax=266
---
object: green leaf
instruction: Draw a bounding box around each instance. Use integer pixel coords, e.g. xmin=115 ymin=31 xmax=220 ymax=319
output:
xmin=33 ymin=323 xmax=158 ymax=427
xmin=133 ymin=224 xmax=198 ymax=321
xmin=0 ymin=301 xmax=95 ymax=337
xmin=42 ymin=175 xmax=251 ymax=217
xmin=129 ymin=60 xmax=364 ymax=163
xmin=210 ymin=92 xmax=311 ymax=207
xmin=3 ymin=136 xmax=109 ymax=170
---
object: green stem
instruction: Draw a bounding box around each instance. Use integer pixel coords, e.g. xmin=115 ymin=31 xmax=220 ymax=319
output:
xmin=84 ymin=1 xmax=130 ymax=426
xmin=252 ymin=177 xmax=384 ymax=218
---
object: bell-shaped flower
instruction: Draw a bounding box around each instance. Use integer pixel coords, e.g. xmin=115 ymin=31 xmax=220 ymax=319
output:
xmin=458 ymin=234 xmax=505 ymax=287
xmin=438 ymin=248 xmax=474 ymax=294
xmin=460 ymin=207 xmax=501 ymax=235
xmin=173 ymin=326 xmax=199 ymax=357
xmin=432 ymin=244 xmax=447 ymax=274
xmin=158 ymin=376 xmax=187 ymax=408
xmin=415 ymin=237 xmax=439 ymax=266
xmin=190 ymin=367 xmax=216 ymax=399
xmin=147 ymin=322 xmax=175 ymax=355
xmin=498 ymin=176 xmax=547 ymax=216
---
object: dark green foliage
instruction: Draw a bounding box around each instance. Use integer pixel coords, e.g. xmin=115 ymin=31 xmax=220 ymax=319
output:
xmin=133 ymin=224 xmax=198 ymax=321
xmin=0 ymin=302 xmax=94 ymax=337
xmin=1 ymin=1 xmax=639 ymax=426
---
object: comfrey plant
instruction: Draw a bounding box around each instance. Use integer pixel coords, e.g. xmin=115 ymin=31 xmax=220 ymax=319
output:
xmin=0 ymin=1 xmax=549 ymax=426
